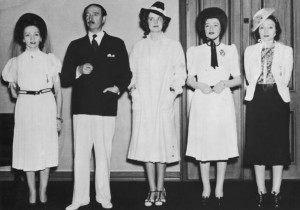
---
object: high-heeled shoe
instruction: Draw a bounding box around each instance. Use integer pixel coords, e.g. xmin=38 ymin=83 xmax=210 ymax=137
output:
xmin=145 ymin=191 xmax=156 ymax=207
xmin=216 ymin=197 xmax=224 ymax=208
xmin=39 ymin=201 xmax=48 ymax=210
xmin=257 ymin=192 xmax=267 ymax=208
xmin=155 ymin=189 xmax=166 ymax=206
xmin=201 ymin=196 xmax=210 ymax=206
xmin=27 ymin=202 xmax=37 ymax=210
xmin=271 ymin=191 xmax=281 ymax=208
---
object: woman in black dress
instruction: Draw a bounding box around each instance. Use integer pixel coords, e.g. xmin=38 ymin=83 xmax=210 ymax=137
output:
xmin=244 ymin=8 xmax=293 ymax=208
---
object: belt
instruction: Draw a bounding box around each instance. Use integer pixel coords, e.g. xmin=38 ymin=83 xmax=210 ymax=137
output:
xmin=19 ymin=88 xmax=52 ymax=95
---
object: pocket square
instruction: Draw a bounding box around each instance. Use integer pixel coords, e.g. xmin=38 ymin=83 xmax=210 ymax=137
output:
xmin=107 ymin=53 xmax=115 ymax=57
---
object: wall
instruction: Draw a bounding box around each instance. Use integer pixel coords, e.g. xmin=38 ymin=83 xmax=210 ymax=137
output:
xmin=0 ymin=0 xmax=181 ymax=174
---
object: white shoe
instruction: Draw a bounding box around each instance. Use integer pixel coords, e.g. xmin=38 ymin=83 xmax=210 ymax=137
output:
xmin=65 ymin=202 xmax=89 ymax=210
xmin=101 ymin=202 xmax=113 ymax=209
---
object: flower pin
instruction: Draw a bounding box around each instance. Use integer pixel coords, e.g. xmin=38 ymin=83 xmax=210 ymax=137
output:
xmin=219 ymin=49 xmax=225 ymax=57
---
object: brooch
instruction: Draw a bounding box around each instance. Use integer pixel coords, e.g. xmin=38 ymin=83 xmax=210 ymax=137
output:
xmin=219 ymin=49 xmax=225 ymax=57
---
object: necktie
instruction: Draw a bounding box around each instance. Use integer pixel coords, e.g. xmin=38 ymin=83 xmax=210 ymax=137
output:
xmin=92 ymin=34 xmax=98 ymax=51
xmin=210 ymin=40 xmax=218 ymax=69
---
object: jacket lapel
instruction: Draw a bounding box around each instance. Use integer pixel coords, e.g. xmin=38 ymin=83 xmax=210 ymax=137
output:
xmin=271 ymin=42 xmax=281 ymax=74
xmin=253 ymin=43 xmax=262 ymax=79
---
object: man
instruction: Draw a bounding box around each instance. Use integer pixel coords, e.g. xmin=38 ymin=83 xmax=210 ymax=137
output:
xmin=61 ymin=4 xmax=132 ymax=210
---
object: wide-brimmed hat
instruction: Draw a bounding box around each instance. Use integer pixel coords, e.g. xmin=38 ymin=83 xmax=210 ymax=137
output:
xmin=252 ymin=8 xmax=275 ymax=31
xmin=140 ymin=1 xmax=171 ymax=22
xmin=196 ymin=7 xmax=228 ymax=39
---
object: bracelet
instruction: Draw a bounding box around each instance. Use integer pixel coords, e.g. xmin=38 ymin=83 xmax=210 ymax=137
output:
xmin=56 ymin=117 xmax=63 ymax=123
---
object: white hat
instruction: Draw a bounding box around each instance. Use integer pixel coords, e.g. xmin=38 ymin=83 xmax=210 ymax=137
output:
xmin=140 ymin=1 xmax=171 ymax=22
xmin=252 ymin=8 xmax=275 ymax=31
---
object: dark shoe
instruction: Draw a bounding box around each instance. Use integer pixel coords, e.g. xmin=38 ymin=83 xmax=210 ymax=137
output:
xmin=39 ymin=202 xmax=47 ymax=210
xmin=27 ymin=203 xmax=37 ymax=210
xmin=271 ymin=191 xmax=281 ymax=208
xmin=216 ymin=197 xmax=224 ymax=208
xmin=201 ymin=196 xmax=210 ymax=206
xmin=257 ymin=192 xmax=267 ymax=208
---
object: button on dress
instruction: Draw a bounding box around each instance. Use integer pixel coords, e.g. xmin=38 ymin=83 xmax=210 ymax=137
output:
xmin=128 ymin=35 xmax=186 ymax=163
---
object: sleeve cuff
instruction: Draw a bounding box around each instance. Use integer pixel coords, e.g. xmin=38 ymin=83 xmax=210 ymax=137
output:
xmin=76 ymin=66 xmax=82 ymax=79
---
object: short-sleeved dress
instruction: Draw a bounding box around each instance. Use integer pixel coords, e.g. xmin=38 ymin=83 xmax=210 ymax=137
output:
xmin=127 ymin=35 xmax=186 ymax=163
xmin=2 ymin=50 xmax=61 ymax=171
xmin=186 ymin=43 xmax=240 ymax=161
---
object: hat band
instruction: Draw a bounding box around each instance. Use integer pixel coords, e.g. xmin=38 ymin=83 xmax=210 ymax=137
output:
xmin=149 ymin=6 xmax=166 ymax=16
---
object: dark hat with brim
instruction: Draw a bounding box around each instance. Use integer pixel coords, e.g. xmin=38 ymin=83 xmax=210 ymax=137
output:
xmin=197 ymin=7 xmax=228 ymax=38
xmin=140 ymin=1 xmax=171 ymax=22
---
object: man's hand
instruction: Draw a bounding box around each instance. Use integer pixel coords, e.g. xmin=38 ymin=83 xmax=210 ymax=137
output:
xmin=78 ymin=63 xmax=94 ymax=75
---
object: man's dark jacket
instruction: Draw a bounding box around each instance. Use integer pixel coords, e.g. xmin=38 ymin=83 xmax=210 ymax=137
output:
xmin=61 ymin=32 xmax=132 ymax=116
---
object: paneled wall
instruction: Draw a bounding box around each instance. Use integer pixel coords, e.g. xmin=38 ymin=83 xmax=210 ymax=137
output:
xmin=184 ymin=0 xmax=300 ymax=180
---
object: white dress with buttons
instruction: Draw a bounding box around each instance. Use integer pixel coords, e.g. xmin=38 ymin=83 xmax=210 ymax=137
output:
xmin=2 ymin=50 xmax=61 ymax=171
xmin=127 ymin=35 xmax=186 ymax=163
xmin=186 ymin=43 xmax=240 ymax=161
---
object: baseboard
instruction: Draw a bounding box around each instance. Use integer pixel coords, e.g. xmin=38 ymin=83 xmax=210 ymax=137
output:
xmin=0 ymin=171 xmax=181 ymax=181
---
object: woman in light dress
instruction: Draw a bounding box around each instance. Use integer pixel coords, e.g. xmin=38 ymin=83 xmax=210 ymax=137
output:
xmin=127 ymin=1 xmax=186 ymax=207
xmin=2 ymin=13 xmax=62 ymax=209
xmin=186 ymin=7 xmax=241 ymax=207
xmin=244 ymin=8 xmax=293 ymax=208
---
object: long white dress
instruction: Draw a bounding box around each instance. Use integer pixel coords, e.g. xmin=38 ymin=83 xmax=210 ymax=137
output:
xmin=127 ymin=35 xmax=186 ymax=163
xmin=2 ymin=50 xmax=61 ymax=171
xmin=186 ymin=43 xmax=240 ymax=161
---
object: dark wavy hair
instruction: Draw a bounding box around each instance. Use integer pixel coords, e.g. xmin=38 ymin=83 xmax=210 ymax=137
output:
xmin=253 ymin=15 xmax=282 ymax=41
xmin=196 ymin=7 xmax=227 ymax=43
xmin=139 ymin=11 xmax=170 ymax=37
xmin=14 ymin=13 xmax=48 ymax=52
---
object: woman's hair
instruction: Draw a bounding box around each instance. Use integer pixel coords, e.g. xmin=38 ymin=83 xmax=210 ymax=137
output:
xmin=13 ymin=13 xmax=48 ymax=52
xmin=253 ymin=15 xmax=282 ymax=41
xmin=196 ymin=9 xmax=227 ymax=42
xmin=139 ymin=11 xmax=170 ymax=37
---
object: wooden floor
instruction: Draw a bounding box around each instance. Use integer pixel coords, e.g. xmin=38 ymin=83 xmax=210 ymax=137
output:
xmin=1 ymin=179 xmax=300 ymax=210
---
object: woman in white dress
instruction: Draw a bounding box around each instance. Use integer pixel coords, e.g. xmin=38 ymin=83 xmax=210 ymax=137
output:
xmin=2 ymin=13 xmax=62 ymax=209
xmin=185 ymin=7 xmax=241 ymax=207
xmin=127 ymin=1 xmax=186 ymax=207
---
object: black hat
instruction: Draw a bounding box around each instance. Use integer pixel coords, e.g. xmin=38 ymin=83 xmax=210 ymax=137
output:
xmin=14 ymin=13 xmax=48 ymax=51
xmin=196 ymin=7 xmax=228 ymax=40
xmin=140 ymin=1 xmax=171 ymax=22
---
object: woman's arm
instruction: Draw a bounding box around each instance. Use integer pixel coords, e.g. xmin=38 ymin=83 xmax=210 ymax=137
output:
xmin=212 ymin=75 xmax=242 ymax=94
xmin=223 ymin=75 xmax=242 ymax=88
xmin=53 ymin=75 xmax=63 ymax=132
xmin=284 ymin=47 xmax=293 ymax=86
xmin=186 ymin=75 xmax=213 ymax=94
xmin=8 ymin=82 xmax=18 ymax=99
